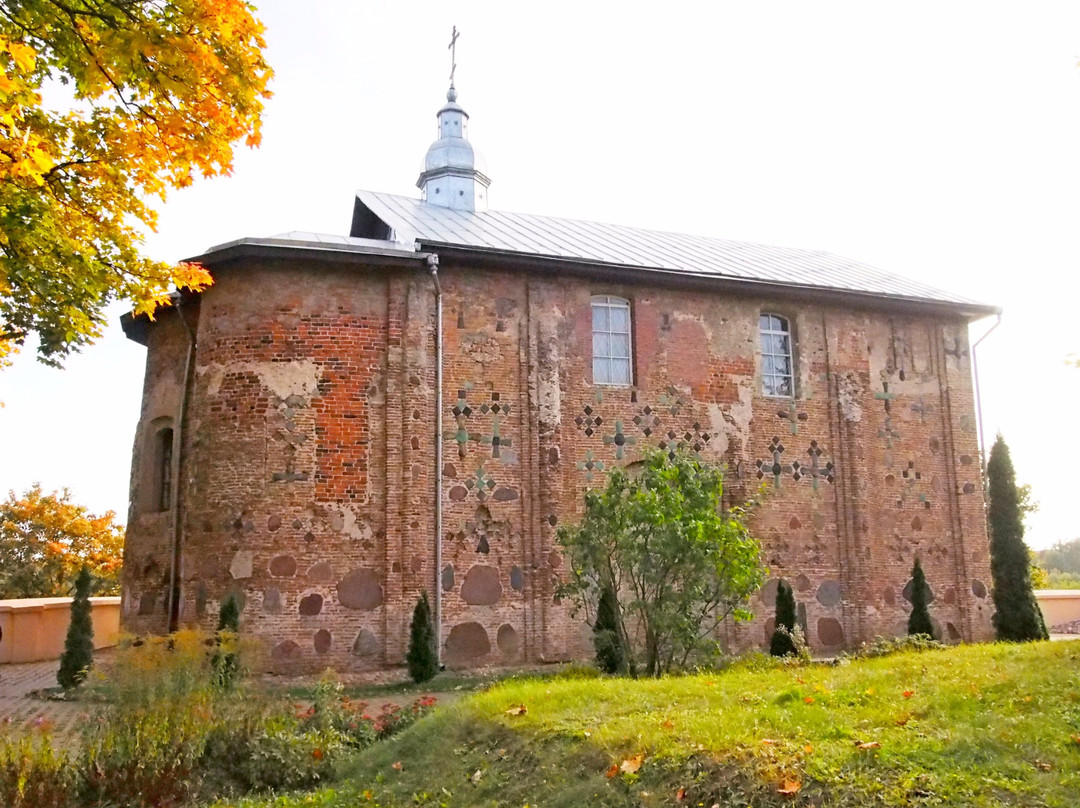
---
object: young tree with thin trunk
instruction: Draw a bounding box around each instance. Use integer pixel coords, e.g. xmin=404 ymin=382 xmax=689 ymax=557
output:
xmin=557 ymin=447 xmax=764 ymax=677
xmin=987 ymin=435 xmax=1048 ymax=641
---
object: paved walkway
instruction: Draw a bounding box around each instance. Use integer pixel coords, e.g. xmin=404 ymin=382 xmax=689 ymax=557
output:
xmin=0 ymin=659 xmax=97 ymax=739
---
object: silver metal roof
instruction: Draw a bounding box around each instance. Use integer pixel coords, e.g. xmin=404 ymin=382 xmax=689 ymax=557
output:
xmin=353 ymin=190 xmax=996 ymax=314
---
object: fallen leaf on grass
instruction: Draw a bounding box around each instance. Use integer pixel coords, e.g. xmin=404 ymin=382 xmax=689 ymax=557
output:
xmin=391 ymin=761 xmax=403 ymax=771
xmin=903 ymin=690 xmax=915 ymax=699
xmin=803 ymin=744 xmax=814 ymax=754
xmin=761 ymin=738 xmax=779 ymax=745
xmin=803 ymin=696 xmax=815 ymax=704
xmin=675 ymin=786 xmax=687 ymax=801
xmin=1033 ymin=760 xmax=1053 ymax=772
xmin=895 ymin=715 xmax=911 ymax=727
xmin=661 ymin=719 xmax=675 ymax=730
xmin=855 ymin=741 xmax=881 ymax=750
xmin=777 ymin=778 xmax=802 ymax=795
xmin=605 ymin=764 xmax=619 ymax=779
xmin=620 ymin=753 xmax=645 ymax=774
xmin=505 ymin=704 xmax=527 ymax=716
xmin=1071 ymin=734 xmax=1080 ymax=746
xmin=471 ymin=769 xmax=483 ymax=783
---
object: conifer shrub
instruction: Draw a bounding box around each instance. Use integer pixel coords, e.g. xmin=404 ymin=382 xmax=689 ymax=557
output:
xmin=907 ymin=558 xmax=936 ymax=638
xmin=57 ymin=566 xmax=94 ymax=690
xmin=212 ymin=593 xmax=242 ymax=688
xmin=769 ymin=579 xmax=798 ymax=657
xmin=406 ymin=591 xmax=438 ymax=683
xmin=987 ymin=435 xmax=1049 ymax=641
xmin=593 ymin=584 xmax=628 ymax=674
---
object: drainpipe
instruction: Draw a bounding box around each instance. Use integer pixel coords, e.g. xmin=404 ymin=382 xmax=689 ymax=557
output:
xmin=168 ymin=295 xmax=197 ymax=633
xmin=428 ymin=254 xmax=444 ymax=667
xmin=971 ymin=312 xmax=1002 ymax=482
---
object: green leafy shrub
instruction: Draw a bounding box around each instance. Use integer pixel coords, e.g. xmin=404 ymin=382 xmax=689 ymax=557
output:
xmin=907 ymin=558 xmax=935 ymax=638
xmin=406 ymin=591 xmax=438 ymax=683
xmin=769 ymin=579 xmax=797 ymax=657
xmin=851 ymin=633 xmax=946 ymax=659
xmin=57 ymin=565 xmax=94 ymax=689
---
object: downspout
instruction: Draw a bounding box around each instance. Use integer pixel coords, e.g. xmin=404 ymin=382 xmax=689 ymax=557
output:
xmin=428 ymin=254 xmax=444 ymax=668
xmin=971 ymin=312 xmax=1002 ymax=482
xmin=168 ymin=296 xmax=197 ymax=633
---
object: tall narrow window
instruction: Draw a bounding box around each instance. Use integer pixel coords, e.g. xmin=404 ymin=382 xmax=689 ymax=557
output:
xmin=592 ymin=296 xmax=632 ymax=385
xmin=760 ymin=313 xmax=793 ymax=397
xmin=155 ymin=428 xmax=174 ymax=512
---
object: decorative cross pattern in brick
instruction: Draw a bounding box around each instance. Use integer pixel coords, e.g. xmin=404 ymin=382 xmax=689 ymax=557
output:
xmin=574 ymin=405 xmax=603 ymax=438
xmin=909 ymin=396 xmax=934 ymax=423
xmin=659 ymin=429 xmax=685 ymax=460
xmin=478 ymin=414 xmax=512 ymax=459
xmin=789 ymin=440 xmax=835 ymax=491
xmin=449 ymin=389 xmax=475 ymax=458
xmin=683 ymin=422 xmax=712 ymax=453
xmin=602 ymin=419 xmax=636 ymax=459
xmin=901 ymin=460 xmax=930 ymax=508
xmin=633 ymin=405 xmax=661 ymax=437
xmin=874 ymin=381 xmax=900 ymax=448
xmin=756 ymin=436 xmax=789 ymax=488
xmin=657 ymin=386 xmax=686 ymax=416
xmin=477 ymin=392 xmax=510 ymax=417
xmin=271 ymin=444 xmax=309 ymax=483
xmin=776 ymin=400 xmax=808 ymax=435
xmin=465 ymin=464 xmax=497 ymax=502
xmin=576 ymin=451 xmax=605 ymax=482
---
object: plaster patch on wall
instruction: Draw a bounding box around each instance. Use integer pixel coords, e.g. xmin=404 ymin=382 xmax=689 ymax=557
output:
xmin=229 ymin=550 xmax=253 ymax=579
xmin=707 ymin=381 xmax=752 ymax=457
xmin=838 ymin=373 xmax=863 ymax=423
xmin=461 ymin=334 xmax=502 ymax=364
xmin=201 ymin=359 xmax=322 ymax=400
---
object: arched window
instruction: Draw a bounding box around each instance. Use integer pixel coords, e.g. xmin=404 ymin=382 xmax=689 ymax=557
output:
xmin=760 ymin=313 xmax=793 ymax=397
xmin=592 ymin=296 xmax=632 ymax=385
xmin=152 ymin=427 xmax=174 ymax=512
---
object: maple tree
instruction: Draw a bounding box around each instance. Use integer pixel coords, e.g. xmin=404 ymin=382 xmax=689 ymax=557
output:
xmin=0 ymin=484 xmax=124 ymax=597
xmin=0 ymin=0 xmax=273 ymax=366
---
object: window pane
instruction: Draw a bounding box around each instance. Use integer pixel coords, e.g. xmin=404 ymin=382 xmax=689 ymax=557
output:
xmin=776 ymin=334 xmax=790 ymax=354
xmin=594 ymin=357 xmax=610 ymax=384
xmin=611 ymin=359 xmax=631 ymax=385
xmin=592 ymin=304 xmax=609 ymax=331
xmin=593 ymin=332 xmax=610 ymax=357
xmin=611 ymin=333 xmax=630 ymax=359
xmin=759 ymin=313 xmax=771 ymax=330
xmin=774 ymin=355 xmax=791 ymax=376
xmin=763 ymin=355 xmax=776 ymax=374
xmin=776 ymin=377 xmax=792 ymax=397
xmin=609 ymin=304 xmax=629 ymax=333
xmin=763 ymin=375 xmax=778 ymax=397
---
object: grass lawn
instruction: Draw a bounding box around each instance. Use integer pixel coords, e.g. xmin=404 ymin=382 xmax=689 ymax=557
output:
xmin=218 ymin=641 xmax=1080 ymax=807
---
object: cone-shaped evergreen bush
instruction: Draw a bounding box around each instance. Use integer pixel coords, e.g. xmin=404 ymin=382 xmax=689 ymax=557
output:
xmin=57 ymin=566 xmax=94 ymax=689
xmin=406 ymin=591 xmax=438 ymax=683
xmin=907 ymin=558 xmax=935 ymax=638
xmin=769 ymin=579 xmax=798 ymax=657
xmin=593 ymin=585 xmax=628 ymax=674
xmin=212 ymin=593 xmax=242 ymax=687
xmin=987 ymin=435 xmax=1049 ymax=641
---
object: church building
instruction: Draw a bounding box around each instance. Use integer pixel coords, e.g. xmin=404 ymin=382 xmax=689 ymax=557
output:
xmin=121 ymin=73 xmax=999 ymax=672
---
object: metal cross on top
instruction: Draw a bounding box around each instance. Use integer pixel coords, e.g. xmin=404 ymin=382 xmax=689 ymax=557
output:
xmin=448 ymin=25 xmax=460 ymax=85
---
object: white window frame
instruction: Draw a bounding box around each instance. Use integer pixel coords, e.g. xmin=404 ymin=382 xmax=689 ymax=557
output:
xmin=592 ymin=295 xmax=633 ymax=386
xmin=760 ymin=313 xmax=794 ymax=398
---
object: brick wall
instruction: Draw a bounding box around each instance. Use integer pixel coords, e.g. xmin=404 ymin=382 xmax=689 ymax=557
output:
xmin=122 ymin=253 xmax=993 ymax=672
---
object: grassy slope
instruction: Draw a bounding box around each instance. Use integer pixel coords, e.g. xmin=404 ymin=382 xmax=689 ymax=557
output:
xmin=222 ymin=642 xmax=1080 ymax=808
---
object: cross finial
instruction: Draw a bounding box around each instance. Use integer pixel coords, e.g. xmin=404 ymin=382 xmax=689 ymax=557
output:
xmin=448 ymin=25 xmax=460 ymax=88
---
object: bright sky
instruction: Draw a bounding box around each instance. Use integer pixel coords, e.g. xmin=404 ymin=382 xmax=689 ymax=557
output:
xmin=1 ymin=1 xmax=1078 ymax=550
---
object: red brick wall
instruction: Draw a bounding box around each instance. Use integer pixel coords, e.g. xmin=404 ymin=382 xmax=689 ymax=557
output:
xmin=122 ymin=254 xmax=993 ymax=672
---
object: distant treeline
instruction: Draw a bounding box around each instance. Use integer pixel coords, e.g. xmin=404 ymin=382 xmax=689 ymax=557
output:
xmin=1036 ymin=538 xmax=1080 ymax=589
